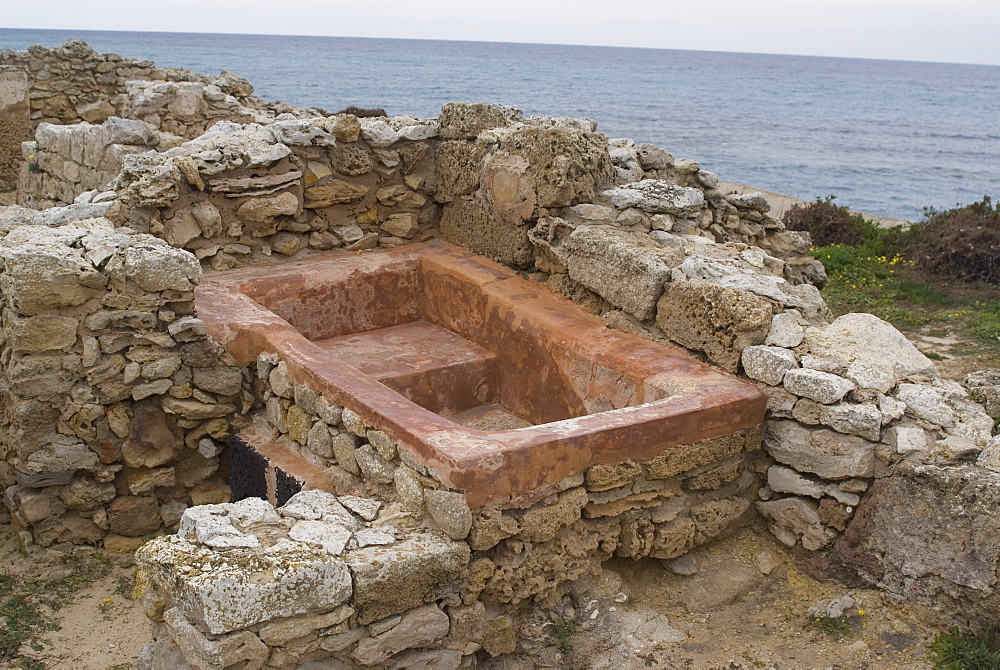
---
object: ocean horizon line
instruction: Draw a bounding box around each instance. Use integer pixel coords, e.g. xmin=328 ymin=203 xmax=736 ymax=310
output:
xmin=4 ymin=26 xmax=999 ymax=70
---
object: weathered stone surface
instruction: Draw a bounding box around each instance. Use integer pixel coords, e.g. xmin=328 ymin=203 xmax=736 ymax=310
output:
xmin=1 ymin=243 xmax=106 ymax=314
xmin=646 ymin=432 xmax=749 ymax=480
xmin=258 ymin=606 xmax=353 ymax=647
xmin=236 ymin=192 xmax=298 ymax=223
xmin=5 ymin=315 xmax=79 ymax=353
xmin=346 ymin=533 xmax=471 ymax=624
xmin=978 ymin=436 xmax=1000 ymax=473
xmin=765 ymin=420 xmax=877 ymax=479
xmin=493 ymin=125 xmax=613 ymax=208
xmin=468 ymin=507 xmax=520 ymax=551
xmin=289 ymin=519 xmax=352 ymax=555
xmin=602 ymin=180 xmax=704 ymax=216
xmin=355 ymin=444 xmax=396 ymax=485
xmin=831 ymin=464 xmax=1000 ymax=626
xmin=108 ymin=495 xmax=161 ymax=537
xmin=783 ymin=368 xmax=854 ymax=404
xmin=656 ymin=282 xmax=775 ymax=372
xmin=819 ymin=402 xmax=883 ymax=441
xmin=178 ymin=504 xmax=261 ymax=549
xmin=741 ymin=345 xmax=797 ymax=385
xmin=757 ymin=497 xmax=837 ymax=550
xmin=162 ymin=608 xmax=269 ymax=670
xmin=122 ymin=239 xmax=201 ymax=292
xmin=304 ymin=180 xmax=368 ymax=208
xmin=281 ymin=490 xmax=361 ymax=530
xmin=424 ymin=489 xmax=473 ymax=540
xmin=481 ymin=150 xmax=537 ymax=225
xmin=352 ymin=604 xmax=450 ymax=666
xmin=438 ymin=103 xmax=522 ymax=139
xmin=440 ymin=198 xmax=532 ymax=268
xmin=137 ymin=536 xmax=352 ymax=635
xmin=564 ymin=226 xmax=675 ymax=321
xmin=767 ymin=465 xmax=825 ymax=498
xmin=965 ymin=368 xmax=1000 ymax=417
xmin=517 ymin=486 xmax=588 ymax=543
xmin=585 ymin=461 xmax=643 ymax=492
xmin=804 ymin=313 xmax=936 ymax=392
xmin=896 ymin=381 xmax=994 ymax=445
xmin=765 ymin=311 xmax=805 ymax=347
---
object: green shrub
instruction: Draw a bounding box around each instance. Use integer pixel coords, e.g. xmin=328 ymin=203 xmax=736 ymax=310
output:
xmin=931 ymin=625 xmax=1000 ymax=670
xmin=909 ymin=197 xmax=1000 ymax=284
xmin=784 ymin=196 xmax=877 ymax=248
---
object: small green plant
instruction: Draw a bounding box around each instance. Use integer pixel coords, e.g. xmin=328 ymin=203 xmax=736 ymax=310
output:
xmin=930 ymin=625 xmax=1000 ymax=670
xmin=26 ymin=144 xmax=41 ymax=173
xmin=553 ymin=620 xmax=578 ymax=655
xmin=808 ymin=615 xmax=852 ymax=640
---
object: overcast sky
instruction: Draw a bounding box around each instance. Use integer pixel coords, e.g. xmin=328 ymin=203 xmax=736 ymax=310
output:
xmin=5 ymin=0 xmax=1000 ymax=66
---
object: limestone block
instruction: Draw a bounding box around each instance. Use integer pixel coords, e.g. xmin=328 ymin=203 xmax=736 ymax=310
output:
xmin=0 ymin=242 xmax=106 ymax=315
xmin=281 ymin=490 xmax=361 ymax=530
xmin=108 ymin=495 xmax=162 ymax=537
xmin=965 ymin=369 xmax=1000 ymax=417
xmin=346 ymin=533 xmax=471 ymax=624
xmin=726 ymin=192 xmax=770 ymax=212
xmin=355 ymin=444 xmax=396 ymax=484
xmin=162 ymin=608 xmax=268 ymax=670
xmin=468 ymin=507 xmax=520 ymax=551
xmin=359 ymin=118 xmax=399 ymax=147
xmin=517 ymin=486 xmax=588 ymax=543
xmin=565 ymin=226 xmax=676 ymax=321
xmin=424 ymin=489 xmax=473 ymax=540
xmin=634 ymin=143 xmax=673 ymax=170
xmin=317 ymin=114 xmax=361 ymax=143
xmin=757 ymin=497 xmax=836 ymax=550
xmin=602 ymin=180 xmax=705 ymax=216
xmin=481 ymin=150 xmax=536 ymax=225
xmin=128 ymin=467 xmax=176 ymax=495
xmin=896 ymin=381 xmax=994 ymax=445
xmin=783 ymin=368 xmax=854 ymax=404
xmin=178 ymin=505 xmax=260 ymax=549
xmin=338 ymin=495 xmax=382 ymax=521
xmin=656 ymin=282 xmax=775 ymax=372
xmin=433 ymin=141 xmax=487 ymax=202
xmin=284 ymin=405 xmax=312 ymax=445
xmin=21 ymin=440 xmax=98 ymax=475
xmin=494 ymin=124 xmax=613 ymax=208
xmin=5 ymin=315 xmax=79 ymax=353
xmin=767 ymin=465 xmax=825 ymax=498
xmin=121 ymin=239 xmax=201 ymax=292
xmin=440 ymin=198 xmax=532 ymax=269
xmin=258 ymin=606 xmax=353 ymax=647
xmin=236 ymin=192 xmax=299 ymax=223
xmin=690 ymin=496 xmax=751 ymax=541
xmin=304 ymin=180 xmax=368 ymax=208
xmin=270 ymin=119 xmax=336 ymax=146
xmin=137 ymin=536 xmax=352 ymax=635
xmin=161 ymin=397 xmax=236 ymax=421
xmin=765 ymin=311 xmax=805 ymax=348
xmin=741 ymin=345 xmax=798 ymax=385
xmin=331 ymin=434 xmax=360 ymax=475
xmin=380 ymin=213 xmax=419 ymax=239
xmin=585 ymin=461 xmax=642 ymax=491
xmin=646 ymin=433 xmax=747 ymax=480
xmin=804 ymin=313 xmax=936 ymax=392
xmin=439 ymin=103 xmax=522 ymax=139
xmin=352 ymin=604 xmax=450 ymax=666
xmin=388 ymin=649 xmax=463 ymax=670
xmin=977 ymin=436 xmax=1000 ymax=473
xmin=191 ymin=367 xmax=242 ymax=397
xmin=289 ymin=520 xmax=352 ymax=555
xmin=819 ymin=402 xmax=882 ymax=441
xmin=832 ymin=464 xmax=1000 ymax=624
xmin=765 ymin=420 xmax=877 ymax=479
xmin=59 ymin=475 xmax=116 ymax=510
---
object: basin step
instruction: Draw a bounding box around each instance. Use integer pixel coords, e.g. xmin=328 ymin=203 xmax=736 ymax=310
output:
xmin=313 ymin=320 xmax=499 ymax=415
xmin=448 ymin=403 xmax=534 ymax=430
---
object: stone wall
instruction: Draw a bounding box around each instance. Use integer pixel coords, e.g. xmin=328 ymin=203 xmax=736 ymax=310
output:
xmin=0 ymin=39 xmax=317 ymax=201
xmin=18 ymin=116 xmax=168 ymax=208
xmin=0 ymin=67 xmax=30 ymax=193
xmin=0 ymin=206 xmax=245 ymax=550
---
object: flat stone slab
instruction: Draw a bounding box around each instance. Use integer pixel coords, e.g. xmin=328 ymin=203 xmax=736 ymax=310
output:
xmin=137 ymin=536 xmax=352 ymax=635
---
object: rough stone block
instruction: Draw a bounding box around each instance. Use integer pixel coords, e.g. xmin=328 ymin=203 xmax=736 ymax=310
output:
xmin=656 ymin=282 xmax=775 ymax=372
xmin=783 ymin=368 xmax=854 ymax=404
xmin=137 ymin=536 xmax=352 ymax=635
xmin=440 ymin=198 xmax=532 ymax=268
xmin=765 ymin=420 xmax=877 ymax=479
xmin=741 ymin=345 xmax=798 ymax=385
xmin=352 ymin=604 xmax=450 ymax=666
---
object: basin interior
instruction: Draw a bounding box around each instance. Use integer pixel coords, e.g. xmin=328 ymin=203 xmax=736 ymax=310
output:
xmin=234 ymin=244 xmax=676 ymax=430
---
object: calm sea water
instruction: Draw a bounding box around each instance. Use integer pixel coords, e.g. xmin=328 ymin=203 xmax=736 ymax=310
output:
xmin=2 ymin=28 xmax=999 ymax=221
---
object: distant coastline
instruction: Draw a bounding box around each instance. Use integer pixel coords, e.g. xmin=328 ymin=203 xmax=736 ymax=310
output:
xmin=2 ymin=27 xmax=996 ymax=221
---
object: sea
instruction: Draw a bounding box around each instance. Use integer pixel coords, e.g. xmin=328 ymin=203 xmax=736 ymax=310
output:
xmin=2 ymin=28 xmax=998 ymax=222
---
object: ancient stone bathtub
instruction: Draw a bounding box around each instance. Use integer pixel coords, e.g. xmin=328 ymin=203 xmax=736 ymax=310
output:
xmin=196 ymin=242 xmax=765 ymax=506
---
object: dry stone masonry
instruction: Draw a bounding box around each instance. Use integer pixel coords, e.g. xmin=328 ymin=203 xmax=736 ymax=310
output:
xmin=1 ymin=40 xmax=999 ymax=664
